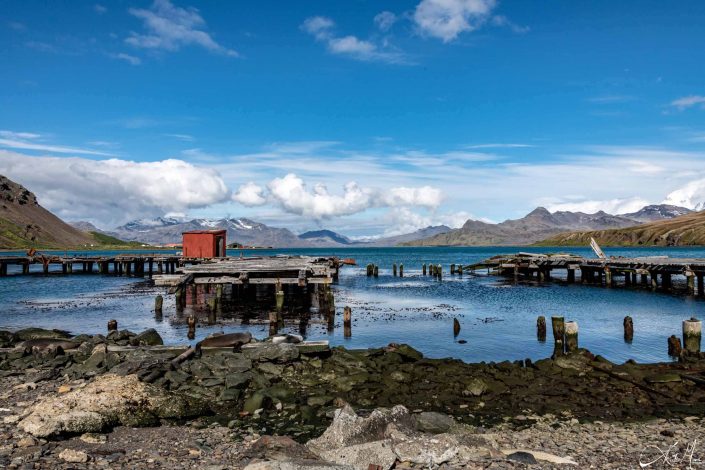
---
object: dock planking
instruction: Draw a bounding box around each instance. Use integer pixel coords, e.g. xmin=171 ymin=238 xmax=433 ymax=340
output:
xmin=467 ymin=252 xmax=705 ymax=295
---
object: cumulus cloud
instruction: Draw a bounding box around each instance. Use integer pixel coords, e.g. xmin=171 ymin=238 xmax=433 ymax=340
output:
xmin=546 ymin=197 xmax=651 ymax=215
xmin=0 ymin=151 xmax=231 ymax=227
xmin=126 ymin=0 xmax=238 ymax=57
xmin=670 ymin=95 xmax=705 ymax=111
xmin=663 ymin=179 xmax=705 ymax=211
xmin=414 ymin=0 xmax=497 ymax=42
xmin=301 ymin=16 xmax=408 ymax=64
xmin=374 ymin=11 xmax=397 ymax=32
xmin=234 ymin=173 xmax=442 ymax=219
xmin=233 ymin=182 xmax=267 ymax=206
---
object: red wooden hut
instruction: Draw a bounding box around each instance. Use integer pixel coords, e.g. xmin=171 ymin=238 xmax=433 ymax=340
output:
xmin=182 ymin=230 xmax=226 ymax=258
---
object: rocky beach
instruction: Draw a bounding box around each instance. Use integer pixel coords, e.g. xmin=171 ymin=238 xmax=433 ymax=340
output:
xmin=2 ymin=327 xmax=705 ymax=468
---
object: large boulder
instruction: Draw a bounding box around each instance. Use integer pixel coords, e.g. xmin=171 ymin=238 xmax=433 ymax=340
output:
xmin=12 ymin=328 xmax=72 ymax=342
xmin=129 ymin=328 xmax=164 ymax=346
xmin=244 ymin=343 xmax=299 ymax=363
xmin=19 ymin=374 xmax=203 ymax=437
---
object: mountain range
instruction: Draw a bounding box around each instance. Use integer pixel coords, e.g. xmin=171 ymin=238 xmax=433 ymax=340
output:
xmin=402 ymin=205 xmax=694 ymax=247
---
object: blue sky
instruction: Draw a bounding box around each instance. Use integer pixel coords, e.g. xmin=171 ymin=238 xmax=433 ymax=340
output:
xmin=2 ymin=0 xmax=705 ymax=237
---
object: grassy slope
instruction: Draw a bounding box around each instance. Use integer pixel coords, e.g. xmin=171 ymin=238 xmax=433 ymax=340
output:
xmin=536 ymin=211 xmax=705 ymax=246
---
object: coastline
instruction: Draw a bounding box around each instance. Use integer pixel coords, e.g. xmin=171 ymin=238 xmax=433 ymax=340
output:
xmin=2 ymin=327 xmax=705 ymax=468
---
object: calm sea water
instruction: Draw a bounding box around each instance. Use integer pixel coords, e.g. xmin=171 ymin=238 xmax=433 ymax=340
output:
xmin=2 ymin=246 xmax=705 ymax=364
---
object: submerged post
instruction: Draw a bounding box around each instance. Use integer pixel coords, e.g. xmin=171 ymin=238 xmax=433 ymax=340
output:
xmin=551 ymin=316 xmax=565 ymax=349
xmin=450 ymin=264 xmax=455 ymax=275
xmin=537 ymin=316 xmax=546 ymax=342
xmin=623 ymin=315 xmax=633 ymax=343
xmin=393 ymin=263 xmax=397 ymax=277
xmin=155 ymin=295 xmax=163 ymax=316
xmin=457 ymin=265 xmax=463 ymax=275
xmin=373 ymin=265 xmax=379 ymax=278
xmin=683 ymin=317 xmax=702 ymax=354
xmin=343 ymin=306 xmax=352 ymax=338
xmin=422 ymin=263 xmax=427 ymax=276
xmin=107 ymin=319 xmax=118 ymax=333
xmin=399 ymin=263 xmax=403 ymax=277
xmin=687 ymin=272 xmax=695 ymax=295
xmin=668 ymin=335 xmax=683 ymax=357
xmin=453 ymin=318 xmax=461 ymax=337
xmin=437 ymin=265 xmax=442 ymax=281
xmin=565 ymin=321 xmax=579 ymax=352
xmin=269 ymin=311 xmax=278 ymax=336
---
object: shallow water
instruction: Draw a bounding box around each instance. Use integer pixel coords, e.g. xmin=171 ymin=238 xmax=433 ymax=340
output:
xmin=1 ymin=246 xmax=705 ymax=363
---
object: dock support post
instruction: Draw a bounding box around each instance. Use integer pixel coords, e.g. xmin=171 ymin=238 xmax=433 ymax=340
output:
xmin=604 ymin=268 xmax=612 ymax=287
xmin=187 ymin=315 xmax=196 ymax=340
xmin=668 ymin=335 xmax=682 ymax=357
xmin=662 ymin=272 xmax=672 ymax=290
xmin=565 ymin=321 xmax=579 ymax=353
xmin=551 ymin=316 xmax=565 ymax=354
xmin=87 ymin=262 xmax=94 ymax=273
xmin=62 ymin=263 xmax=67 ymax=274
xmin=343 ymin=306 xmax=352 ymax=338
xmin=683 ymin=318 xmax=702 ymax=354
xmin=450 ymin=264 xmax=455 ymax=275
xmin=687 ymin=272 xmax=695 ymax=295
xmin=155 ymin=295 xmax=163 ymax=316
xmin=641 ymin=273 xmax=648 ymax=285
xmin=422 ymin=263 xmax=427 ymax=276
xmin=43 ymin=262 xmax=49 ymax=275
xmin=22 ymin=262 xmax=29 ymax=275
xmin=650 ymin=271 xmax=658 ymax=290
xmin=699 ymin=274 xmax=705 ymax=297
xmin=457 ymin=265 xmax=463 ymax=275
xmin=437 ymin=265 xmax=442 ymax=281
xmin=624 ymin=316 xmax=634 ymax=343
xmin=399 ymin=263 xmax=403 ymax=277
xmin=567 ymin=269 xmax=575 ymax=283
xmin=631 ymin=272 xmax=637 ymax=285
xmin=537 ymin=316 xmax=546 ymax=342
xmin=275 ymin=288 xmax=284 ymax=313
xmin=393 ymin=264 xmax=397 ymax=276
xmin=66 ymin=262 xmax=72 ymax=274
xmin=269 ymin=311 xmax=278 ymax=336
xmin=158 ymin=262 xmax=163 ymax=274
xmin=373 ymin=265 xmax=379 ymax=278
xmin=453 ymin=318 xmax=461 ymax=336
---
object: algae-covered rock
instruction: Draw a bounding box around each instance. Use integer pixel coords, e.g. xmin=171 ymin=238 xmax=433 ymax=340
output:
xmin=414 ymin=411 xmax=455 ymax=434
xmin=129 ymin=328 xmax=163 ymax=346
xmin=244 ymin=343 xmax=300 ymax=363
xmin=13 ymin=328 xmax=72 ymax=341
xmin=464 ymin=378 xmax=488 ymax=397
xmin=19 ymin=374 xmax=201 ymax=437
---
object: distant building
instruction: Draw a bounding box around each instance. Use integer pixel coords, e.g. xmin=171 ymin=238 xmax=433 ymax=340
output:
xmin=182 ymin=230 xmax=226 ymax=258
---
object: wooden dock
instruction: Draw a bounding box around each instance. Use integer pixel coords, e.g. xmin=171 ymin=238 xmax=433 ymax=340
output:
xmin=468 ymin=252 xmax=705 ymax=295
xmin=0 ymin=253 xmax=195 ymax=276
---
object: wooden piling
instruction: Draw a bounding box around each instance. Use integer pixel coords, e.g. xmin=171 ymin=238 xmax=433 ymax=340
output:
xmin=343 ymin=306 xmax=352 ymax=338
xmin=537 ymin=316 xmax=546 ymax=342
xmin=450 ymin=264 xmax=455 ymax=275
xmin=275 ymin=289 xmax=285 ymax=313
xmin=650 ymin=271 xmax=658 ymax=290
xmin=187 ymin=315 xmax=196 ymax=340
xmin=62 ymin=263 xmax=67 ymax=274
xmin=437 ymin=265 xmax=442 ymax=281
xmin=453 ymin=318 xmax=461 ymax=337
xmin=422 ymin=263 xmax=427 ymax=276
xmin=683 ymin=317 xmax=702 ymax=354
xmin=393 ymin=263 xmax=397 ymax=276
xmin=107 ymin=319 xmax=118 ymax=333
xmin=623 ymin=316 xmax=633 ymax=343
xmin=22 ymin=262 xmax=29 ymax=275
xmin=373 ymin=265 xmax=379 ymax=278
xmin=687 ymin=272 xmax=695 ymax=295
xmin=551 ymin=316 xmax=565 ymax=348
xmin=567 ymin=268 xmax=575 ymax=283
xmin=699 ymin=274 xmax=705 ymax=297
xmin=399 ymin=263 xmax=403 ymax=277
xmin=155 ymin=295 xmax=163 ymax=315
xmin=565 ymin=321 xmax=578 ymax=352
xmin=269 ymin=311 xmax=279 ymax=336
xmin=604 ymin=267 xmax=612 ymax=287
xmin=175 ymin=287 xmax=183 ymax=311
xmin=668 ymin=335 xmax=682 ymax=357
xmin=457 ymin=265 xmax=463 ymax=275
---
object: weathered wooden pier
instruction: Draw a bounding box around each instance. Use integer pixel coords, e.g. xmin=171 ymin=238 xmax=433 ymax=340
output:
xmin=0 ymin=254 xmax=195 ymax=276
xmin=468 ymin=252 xmax=705 ymax=296
xmin=152 ymin=256 xmax=341 ymax=321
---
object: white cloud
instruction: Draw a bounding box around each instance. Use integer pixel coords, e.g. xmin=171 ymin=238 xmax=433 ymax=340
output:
xmin=94 ymin=4 xmax=107 ymax=14
xmin=233 ymin=182 xmax=267 ymax=206
xmin=663 ymin=179 xmax=705 ymax=211
xmin=490 ymin=15 xmax=529 ymax=34
xmin=164 ymin=133 xmax=194 ymax=142
xmin=0 ymin=132 xmax=113 ymax=156
xmin=301 ymin=16 xmax=408 ymax=64
xmin=546 ymin=197 xmax=651 ymax=215
xmin=256 ymin=173 xmax=442 ymax=219
xmin=414 ymin=0 xmax=497 ymax=42
xmin=126 ymin=0 xmax=238 ymax=57
xmin=110 ymin=52 xmax=141 ymax=65
xmin=374 ymin=11 xmax=397 ymax=32
xmin=0 ymin=151 xmax=231 ymax=226
xmin=670 ymin=95 xmax=705 ymax=111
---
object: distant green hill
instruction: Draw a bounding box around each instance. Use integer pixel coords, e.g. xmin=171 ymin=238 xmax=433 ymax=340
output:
xmin=536 ymin=210 xmax=705 ymax=246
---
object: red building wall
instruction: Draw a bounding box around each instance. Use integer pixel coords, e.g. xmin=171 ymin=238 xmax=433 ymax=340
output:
xmin=182 ymin=231 xmax=226 ymax=258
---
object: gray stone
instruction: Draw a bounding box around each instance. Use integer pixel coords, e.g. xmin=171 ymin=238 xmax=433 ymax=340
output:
xmin=465 ymin=378 xmax=488 ymax=397
xmin=244 ymin=461 xmax=354 ymax=470
xmin=414 ymin=412 xmax=455 ymax=434
xmin=244 ymin=343 xmax=300 ymax=363
xmin=507 ymin=451 xmax=538 ymax=464
xmin=314 ymin=440 xmax=396 ymax=470
xmin=129 ymin=328 xmax=163 ymax=346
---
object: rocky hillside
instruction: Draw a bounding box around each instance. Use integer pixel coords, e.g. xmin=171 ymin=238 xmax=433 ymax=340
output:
xmin=537 ymin=210 xmax=705 ymax=246
xmin=618 ymin=204 xmax=692 ymax=223
xmin=402 ymin=207 xmax=644 ymax=246
xmin=0 ymin=175 xmax=95 ymax=249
